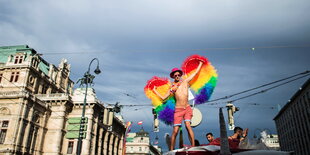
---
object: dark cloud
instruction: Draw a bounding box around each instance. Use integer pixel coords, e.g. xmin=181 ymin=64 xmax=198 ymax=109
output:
xmin=0 ymin=0 xmax=310 ymax=152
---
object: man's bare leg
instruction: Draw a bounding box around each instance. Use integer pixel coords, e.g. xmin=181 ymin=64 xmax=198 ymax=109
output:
xmin=185 ymin=121 xmax=195 ymax=146
xmin=170 ymin=126 xmax=180 ymax=150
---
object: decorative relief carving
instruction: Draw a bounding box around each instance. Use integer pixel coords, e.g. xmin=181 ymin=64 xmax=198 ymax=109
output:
xmin=0 ymin=107 xmax=11 ymax=115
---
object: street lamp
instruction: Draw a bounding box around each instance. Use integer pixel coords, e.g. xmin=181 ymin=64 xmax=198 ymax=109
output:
xmin=76 ymin=58 xmax=101 ymax=155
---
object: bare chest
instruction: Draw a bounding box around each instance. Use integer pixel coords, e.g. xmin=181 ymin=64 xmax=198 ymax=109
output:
xmin=172 ymin=81 xmax=188 ymax=95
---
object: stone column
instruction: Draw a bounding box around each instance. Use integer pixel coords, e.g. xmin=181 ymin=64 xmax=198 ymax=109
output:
xmin=103 ymin=132 xmax=109 ymax=155
xmin=33 ymin=76 xmax=39 ymax=93
xmin=13 ymin=99 xmax=27 ymax=152
xmin=118 ymin=136 xmax=123 ymax=155
xmin=42 ymin=101 xmax=67 ymax=155
xmin=36 ymin=114 xmax=46 ymax=154
xmin=113 ymin=136 xmax=118 ymax=155
xmin=97 ymin=127 xmax=103 ymax=155
xmin=91 ymin=118 xmax=98 ymax=155
xmin=108 ymin=134 xmax=114 ymax=155
xmin=38 ymin=83 xmax=43 ymax=94
xmin=22 ymin=106 xmax=34 ymax=152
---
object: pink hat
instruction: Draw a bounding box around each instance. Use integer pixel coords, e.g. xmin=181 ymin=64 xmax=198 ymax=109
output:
xmin=170 ymin=68 xmax=183 ymax=78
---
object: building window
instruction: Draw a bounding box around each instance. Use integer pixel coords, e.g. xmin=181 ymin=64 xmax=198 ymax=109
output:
xmin=10 ymin=72 xmax=19 ymax=82
xmin=10 ymin=72 xmax=14 ymax=82
xmin=42 ymin=85 xmax=48 ymax=94
xmin=0 ymin=73 xmax=2 ymax=83
xmin=15 ymin=72 xmax=19 ymax=82
xmin=0 ymin=120 xmax=9 ymax=144
xmin=32 ymin=59 xmax=38 ymax=68
xmin=67 ymin=141 xmax=74 ymax=154
xmin=28 ymin=76 xmax=35 ymax=86
xmin=0 ymin=129 xmax=7 ymax=144
xmin=2 ymin=121 xmax=9 ymax=127
xmin=14 ymin=55 xmax=24 ymax=64
xmin=139 ymin=147 xmax=142 ymax=151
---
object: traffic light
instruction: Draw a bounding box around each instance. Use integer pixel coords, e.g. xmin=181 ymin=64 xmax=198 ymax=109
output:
xmin=226 ymin=103 xmax=239 ymax=130
xmin=152 ymin=108 xmax=159 ymax=132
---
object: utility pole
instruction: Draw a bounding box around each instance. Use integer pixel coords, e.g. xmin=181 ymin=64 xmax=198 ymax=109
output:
xmin=76 ymin=58 xmax=101 ymax=155
xmin=219 ymin=108 xmax=231 ymax=155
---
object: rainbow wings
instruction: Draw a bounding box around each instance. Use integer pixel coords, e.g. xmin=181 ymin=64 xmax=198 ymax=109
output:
xmin=144 ymin=77 xmax=176 ymax=125
xmin=144 ymin=55 xmax=217 ymax=125
xmin=182 ymin=55 xmax=218 ymax=104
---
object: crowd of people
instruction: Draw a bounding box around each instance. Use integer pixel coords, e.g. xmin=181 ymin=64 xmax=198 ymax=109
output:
xmin=193 ymin=126 xmax=248 ymax=149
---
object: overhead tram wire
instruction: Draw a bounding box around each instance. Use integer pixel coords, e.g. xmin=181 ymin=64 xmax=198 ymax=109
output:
xmin=38 ymin=44 xmax=310 ymax=55
xmin=92 ymin=70 xmax=310 ymax=109
xmin=206 ymin=70 xmax=310 ymax=104
xmin=227 ymin=73 xmax=310 ymax=103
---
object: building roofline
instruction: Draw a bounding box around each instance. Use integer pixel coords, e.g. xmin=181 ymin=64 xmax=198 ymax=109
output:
xmin=0 ymin=45 xmax=29 ymax=49
xmin=0 ymin=45 xmax=37 ymax=54
xmin=273 ymin=77 xmax=310 ymax=120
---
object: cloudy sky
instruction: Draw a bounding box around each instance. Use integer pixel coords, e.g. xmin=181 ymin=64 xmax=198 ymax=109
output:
xmin=1 ymin=0 xmax=310 ymax=151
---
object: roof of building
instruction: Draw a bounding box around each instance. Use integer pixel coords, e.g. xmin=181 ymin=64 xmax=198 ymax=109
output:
xmin=0 ymin=45 xmax=35 ymax=63
xmin=136 ymin=128 xmax=149 ymax=137
xmin=0 ymin=45 xmax=50 ymax=75
xmin=273 ymin=78 xmax=310 ymax=120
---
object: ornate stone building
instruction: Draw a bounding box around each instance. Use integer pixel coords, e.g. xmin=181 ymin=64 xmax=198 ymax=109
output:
xmin=0 ymin=45 xmax=126 ymax=155
xmin=66 ymin=88 xmax=126 ymax=155
xmin=263 ymin=134 xmax=280 ymax=150
xmin=125 ymin=129 xmax=161 ymax=155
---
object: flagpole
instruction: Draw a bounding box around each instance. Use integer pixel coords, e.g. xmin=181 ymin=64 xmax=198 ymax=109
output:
xmin=137 ymin=120 xmax=143 ymax=130
xmin=123 ymin=121 xmax=132 ymax=155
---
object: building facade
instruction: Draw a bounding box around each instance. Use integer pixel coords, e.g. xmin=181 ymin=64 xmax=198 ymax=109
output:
xmin=65 ymin=88 xmax=126 ymax=155
xmin=274 ymin=78 xmax=310 ymax=155
xmin=125 ymin=129 xmax=161 ymax=155
xmin=0 ymin=45 xmax=126 ymax=155
xmin=263 ymin=134 xmax=280 ymax=150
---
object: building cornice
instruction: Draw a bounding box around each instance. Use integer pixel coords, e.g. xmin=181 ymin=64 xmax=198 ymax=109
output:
xmin=273 ymin=78 xmax=310 ymax=120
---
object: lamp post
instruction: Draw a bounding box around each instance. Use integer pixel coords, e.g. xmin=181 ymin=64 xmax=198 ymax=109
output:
xmin=76 ymin=58 xmax=101 ymax=155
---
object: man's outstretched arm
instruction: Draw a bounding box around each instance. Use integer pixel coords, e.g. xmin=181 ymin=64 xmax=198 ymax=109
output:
xmin=240 ymin=128 xmax=248 ymax=142
xmin=184 ymin=61 xmax=203 ymax=83
xmin=153 ymin=86 xmax=170 ymax=100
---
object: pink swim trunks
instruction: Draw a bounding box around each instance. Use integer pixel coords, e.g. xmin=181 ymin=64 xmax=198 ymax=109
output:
xmin=173 ymin=106 xmax=193 ymax=126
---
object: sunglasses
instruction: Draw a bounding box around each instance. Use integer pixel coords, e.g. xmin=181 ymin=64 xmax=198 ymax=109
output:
xmin=174 ymin=74 xmax=182 ymax=78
